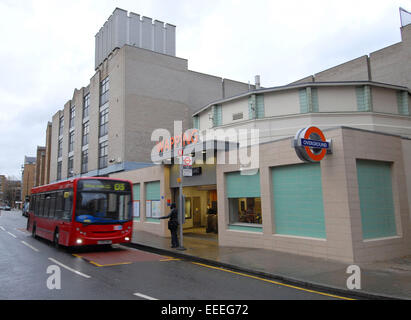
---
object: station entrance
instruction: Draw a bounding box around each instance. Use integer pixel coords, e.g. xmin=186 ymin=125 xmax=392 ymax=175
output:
xmin=172 ymin=185 xmax=218 ymax=241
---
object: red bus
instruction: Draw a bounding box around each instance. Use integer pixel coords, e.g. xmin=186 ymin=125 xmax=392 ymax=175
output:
xmin=27 ymin=177 xmax=133 ymax=248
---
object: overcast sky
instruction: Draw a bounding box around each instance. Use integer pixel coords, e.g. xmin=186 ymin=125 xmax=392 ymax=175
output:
xmin=0 ymin=0 xmax=409 ymax=178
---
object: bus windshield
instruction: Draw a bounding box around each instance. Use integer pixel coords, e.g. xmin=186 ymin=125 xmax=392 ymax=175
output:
xmin=75 ymin=192 xmax=132 ymax=224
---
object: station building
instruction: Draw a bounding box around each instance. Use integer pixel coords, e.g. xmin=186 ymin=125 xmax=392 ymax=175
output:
xmin=111 ymin=14 xmax=411 ymax=263
xmin=42 ymin=7 xmax=411 ymax=263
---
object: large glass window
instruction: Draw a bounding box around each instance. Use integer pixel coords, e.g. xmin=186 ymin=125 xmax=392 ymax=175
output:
xmin=83 ymin=93 xmax=90 ymax=118
xmin=68 ymin=131 xmax=75 ymax=152
xmin=57 ymin=161 xmax=62 ymax=181
xmin=226 ymin=171 xmax=262 ymax=227
xmin=99 ymin=108 xmax=108 ymax=137
xmin=75 ymin=192 xmax=132 ymax=223
xmin=81 ymin=150 xmax=88 ymax=174
xmin=229 ymin=197 xmax=262 ymax=224
xmin=100 ymin=77 xmax=109 ymax=106
xmin=57 ymin=139 xmax=63 ymax=158
xmin=59 ymin=115 xmax=64 ymax=136
xmin=99 ymin=141 xmax=108 ymax=169
xmin=69 ymin=105 xmax=75 ymax=129
xmin=82 ymin=121 xmax=89 ymax=146
xmin=67 ymin=156 xmax=74 ymax=178
xmin=145 ymin=181 xmax=161 ymax=219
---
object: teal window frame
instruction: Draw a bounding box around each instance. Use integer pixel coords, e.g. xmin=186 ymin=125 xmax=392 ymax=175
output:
xmin=272 ymin=163 xmax=326 ymax=239
xmin=248 ymin=94 xmax=265 ymax=119
xmin=212 ymin=105 xmax=222 ymax=127
xmin=356 ymin=160 xmax=397 ymax=240
xmin=356 ymin=86 xmax=373 ymax=111
xmin=299 ymin=87 xmax=318 ymax=113
xmin=397 ymin=91 xmax=409 ymax=115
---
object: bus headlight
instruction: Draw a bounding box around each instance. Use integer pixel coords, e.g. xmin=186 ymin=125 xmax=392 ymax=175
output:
xmin=125 ymin=237 xmax=130 ymax=241
xmin=76 ymin=239 xmax=83 ymax=245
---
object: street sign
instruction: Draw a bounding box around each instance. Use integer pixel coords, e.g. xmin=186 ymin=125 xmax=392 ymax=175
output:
xmin=293 ymin=126 xmax=332 ymax=163
xmin=183 ymin=168 xmax=192 ymax=177
xmin=300 ymin=138 xmax=329 ymax=149
xmin=182 ymin=156 xmax=193 ymax=167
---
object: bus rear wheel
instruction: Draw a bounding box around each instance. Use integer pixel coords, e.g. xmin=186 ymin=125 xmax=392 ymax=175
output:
xmin=32 ymin=224 xmax=37 ymax=239
xmin=53 ymin=229 xmax=60 ymax=249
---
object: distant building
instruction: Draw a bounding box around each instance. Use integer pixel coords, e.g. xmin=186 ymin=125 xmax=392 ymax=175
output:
xmin=44 ymin=122 xmax=52 ymax=185
xmin=35 ymin=146 xmax=46 ymax=187
xmin=21 ymin=156 xmax=36 ymax=202
xmin=0 ymin=175 xmax=6 ymax=204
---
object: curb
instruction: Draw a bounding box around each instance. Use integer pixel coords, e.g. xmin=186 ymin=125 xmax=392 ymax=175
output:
xmin=125 ymin=242 xmax=404 ymax=301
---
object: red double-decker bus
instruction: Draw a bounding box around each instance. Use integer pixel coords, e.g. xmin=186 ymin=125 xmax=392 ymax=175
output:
xmin=27 ymin=177 xmax=133 ymax=248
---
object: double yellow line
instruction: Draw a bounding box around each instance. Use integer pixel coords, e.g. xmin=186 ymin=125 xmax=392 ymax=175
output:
xmin=192 ymin=262 xmax=355 ymax=300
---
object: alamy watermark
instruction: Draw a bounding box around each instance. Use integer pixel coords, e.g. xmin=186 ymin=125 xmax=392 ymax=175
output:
xmin=46 ymin=265 xmax=61 ymax=290
xmin=346 ymin=265 xmax=361 ymax=290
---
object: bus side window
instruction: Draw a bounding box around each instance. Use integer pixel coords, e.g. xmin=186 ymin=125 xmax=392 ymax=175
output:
xmin=62 ymin=190 xmax=73 ymax=221
xmin=56 ymin=192 xmax=63 ymax=219
xmin=34 ymin=195 xmax=40 ymax=216
xmin=29 ymin=195 xmax=34 ymax=211
xmin=44 ymin=194 xmax=51 ymax=218
xmin=39 ymin=194 xmax=45 ymax=217
xmin=49 ymin=193 xmax=56 ymax=219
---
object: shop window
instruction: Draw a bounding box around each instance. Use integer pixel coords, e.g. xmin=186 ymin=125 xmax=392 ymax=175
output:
xmin=145 ymin=181 xmax=161 ymax=221
xmin=229 ymin=197 xmax=262 ymax=224
xmin=133 ymin=184 xmax=140 ymax=220
xmin=226 ymin=171 xmax=262 ymax=229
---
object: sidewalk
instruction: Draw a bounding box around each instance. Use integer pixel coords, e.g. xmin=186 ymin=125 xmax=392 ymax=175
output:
xmin=129 ymin=230 xmax=411 ymax=300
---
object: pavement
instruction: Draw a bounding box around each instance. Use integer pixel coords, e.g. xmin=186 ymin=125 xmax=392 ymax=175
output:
xmin=129 ymin=230 xmax=411 ymax=300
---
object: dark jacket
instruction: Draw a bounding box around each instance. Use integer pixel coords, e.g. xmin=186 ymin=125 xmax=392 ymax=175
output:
xmin=159 ymin=208 xmax=179 ymax=230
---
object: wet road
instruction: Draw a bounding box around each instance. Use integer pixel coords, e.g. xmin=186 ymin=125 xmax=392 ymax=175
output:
xmin=0 ymin=210 xmax=357 ymax=301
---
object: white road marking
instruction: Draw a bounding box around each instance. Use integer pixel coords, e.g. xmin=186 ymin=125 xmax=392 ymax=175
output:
xmin=21 ymin=241 xmax=39 ymax=252
xmin=7 ymin=232 xmax=17 ymax=238
xmin=48 ymin=257 xmax=91 ymax=279
xmin=133 ymin=292 xmax=158 ymax=300
xmin=0 ymin=226 xmax=5 ymax=231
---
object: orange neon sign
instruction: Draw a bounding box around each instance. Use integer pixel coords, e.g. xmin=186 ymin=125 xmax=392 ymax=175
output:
xmin=156 ymin=129 xmax=199 ymax=154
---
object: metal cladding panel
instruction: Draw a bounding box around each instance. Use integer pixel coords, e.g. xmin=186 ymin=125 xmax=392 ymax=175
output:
xmin=128 ymin=12 xmax=141 ymax=47
xmin=115 ymin=9 xmax=127 ymax=49
xmin=95 ymin=8 xmax=176 ymax=69
xmin=141 ymin=16 xmax=153 ymax=50
xmin=165 ymin=23 xmax=176 ymax=56
xmin=154 ymin=20 xmax=164 ymax=53
xmin=95 ymin=32 xmax=100 ymax=70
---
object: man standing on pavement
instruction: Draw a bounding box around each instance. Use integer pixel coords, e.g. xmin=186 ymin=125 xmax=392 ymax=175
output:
xmin=155 ymin=203 xmax=179 ymax=248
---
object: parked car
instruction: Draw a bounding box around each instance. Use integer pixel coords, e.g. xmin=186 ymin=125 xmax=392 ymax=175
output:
xmin=0 ymin=205 xmax=11 ymax=211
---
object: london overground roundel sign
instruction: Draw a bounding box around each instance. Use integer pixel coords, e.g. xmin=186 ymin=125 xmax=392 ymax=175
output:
xmin=293 ymin=126 xmax=332 ymax=163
